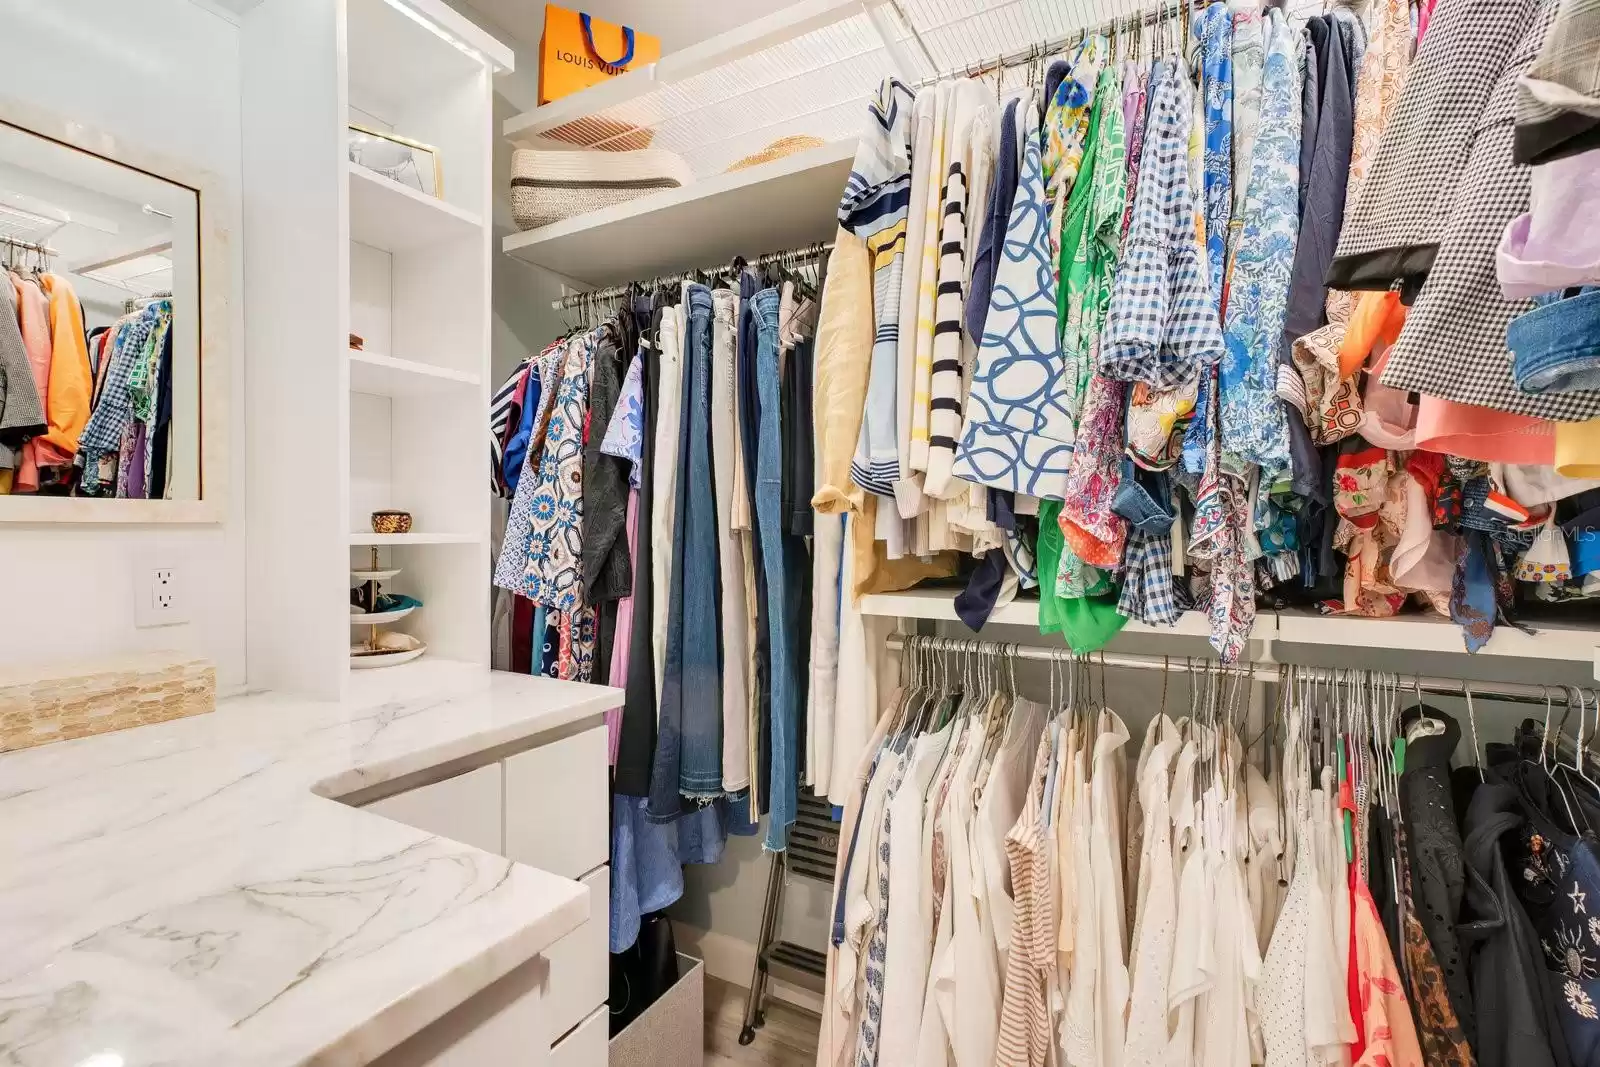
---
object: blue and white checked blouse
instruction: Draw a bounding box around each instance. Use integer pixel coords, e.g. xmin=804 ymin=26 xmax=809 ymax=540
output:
xmin=1097 ymin=59 xmax=1225 ymax=392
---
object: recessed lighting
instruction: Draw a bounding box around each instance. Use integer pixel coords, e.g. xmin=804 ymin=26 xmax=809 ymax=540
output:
xmin=77 ymin=1053 xmax=124 ymax=1067
xmin=379 ymin=0 xmax=503 ymax=70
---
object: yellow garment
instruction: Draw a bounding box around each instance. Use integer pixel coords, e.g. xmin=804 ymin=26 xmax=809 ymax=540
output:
xmin=811 ymin=227 xmax=873 ymax=516
xmin=1556 ymin=418 xmax=1600 ymax=478
xmin=908 ymin=82 xmax=953 ymax=475
xmin=0 ymin=468 xmax=11 ymax=494
xmin=37 ymin=274 xmax=92 ymax=457
xmin=851 ymin=493 xmax=958 ymax=598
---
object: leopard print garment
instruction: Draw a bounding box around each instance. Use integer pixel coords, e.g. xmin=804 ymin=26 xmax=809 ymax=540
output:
xmin=1397 ymin=819 xmax=1477 ymax=1067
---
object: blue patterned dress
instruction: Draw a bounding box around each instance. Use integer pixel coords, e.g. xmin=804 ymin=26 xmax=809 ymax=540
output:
xmin=1218 ymin=9 xmax=1301 ymax=480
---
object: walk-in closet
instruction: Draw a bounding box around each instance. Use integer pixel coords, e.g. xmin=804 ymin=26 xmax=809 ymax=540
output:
xmin=2 ymin=0 xmax=1599 ymax=1065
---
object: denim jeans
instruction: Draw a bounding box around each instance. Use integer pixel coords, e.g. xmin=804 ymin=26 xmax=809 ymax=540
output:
xmin=1510 ymin=287 xmax=1600 ymax=395
xmin=753 ymin=288 xmax=797 ymax=850
xmin=650 ymin=285 xmax=724 ymax=816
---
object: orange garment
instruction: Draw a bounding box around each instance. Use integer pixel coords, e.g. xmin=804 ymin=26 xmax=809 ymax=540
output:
xmin=851 ymin=492 xmax=958 ymax=597
xmin=1339 ymin=291 xmax=1406 ymax=379
xmin=1414 ymin=397 xmax=1555 ymax=464
xmin=37 ymin=274 xmax=92 ymax=459
xmin=1352 ymin=878 xmax=1425 ymax=1067
xmin=10 ymin=273 xmax=61 ymax=491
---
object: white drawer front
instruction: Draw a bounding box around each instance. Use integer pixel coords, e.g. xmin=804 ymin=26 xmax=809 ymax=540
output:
xmin=365 ymin=762 xmax=503 ymax=855
xmin=544 ymin=865 xmax=609 ymax=1046
xmin=550 ymin=1005 xmax=608 ymax=1067
xmin=504 ymin=724 xmax=606 ymax=878
xmin=371 ymin=953 xmax=551 ymax=1067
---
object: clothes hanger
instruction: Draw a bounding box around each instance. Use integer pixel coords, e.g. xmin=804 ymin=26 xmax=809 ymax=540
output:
xmin=1462 ymin=682 xmax=1487 ymax=783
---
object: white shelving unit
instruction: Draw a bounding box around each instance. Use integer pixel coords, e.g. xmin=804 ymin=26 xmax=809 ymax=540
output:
xmin=502 ymin=140 xmax=854 ymax=287
xmin=859 ymin=589 xmax=1274 ymax=644
xmin=243 ymin=0 xmax=511 ymax=699
xmin=861 ymin=587 xmax=1600 ymax=671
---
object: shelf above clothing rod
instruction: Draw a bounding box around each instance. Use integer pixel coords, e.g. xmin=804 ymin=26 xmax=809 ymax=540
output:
xmin=550 ymin=239 xmax=835 ymax=309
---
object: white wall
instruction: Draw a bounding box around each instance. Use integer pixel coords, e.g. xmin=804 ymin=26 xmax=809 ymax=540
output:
xmin=0 ymin=0 xmax=248 ymax=691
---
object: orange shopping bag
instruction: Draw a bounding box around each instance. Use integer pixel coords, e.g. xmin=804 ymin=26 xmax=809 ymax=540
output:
xmin=539 ymin=4 xmax=661 ymax=105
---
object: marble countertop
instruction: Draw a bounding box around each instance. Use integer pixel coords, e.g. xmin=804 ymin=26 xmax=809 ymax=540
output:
xmin=0 ymin=663 xmax=623 ymax=1067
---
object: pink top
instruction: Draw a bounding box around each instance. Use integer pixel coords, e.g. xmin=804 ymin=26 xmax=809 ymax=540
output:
xmin=1415 ymin=396 xmax=1555 ymax=464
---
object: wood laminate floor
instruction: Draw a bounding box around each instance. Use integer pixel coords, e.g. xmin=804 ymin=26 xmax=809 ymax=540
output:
xmin=704 ymin=976 xmax=820 ymax=1067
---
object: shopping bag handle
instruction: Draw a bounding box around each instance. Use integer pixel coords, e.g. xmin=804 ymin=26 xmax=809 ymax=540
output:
xmin=580 ymin=13 xmax=636 ymax=69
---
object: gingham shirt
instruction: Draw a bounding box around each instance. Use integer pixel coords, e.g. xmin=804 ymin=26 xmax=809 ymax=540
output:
xmin=1098 ymin=59 xmax=1226 ymax=391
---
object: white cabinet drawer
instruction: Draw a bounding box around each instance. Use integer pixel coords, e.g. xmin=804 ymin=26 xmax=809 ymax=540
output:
xmin=544 ymin=865 xmax=609 ymax=1046
xmin=365 ymin=762 xmax=503 ymax=855
xmin=550 ymin=1005 xmax=608 ymax=1067
xmin=370 ymin=953 xmax=551 ymax=1067
xmin=504 ymin=725 xmax=606 ymax=878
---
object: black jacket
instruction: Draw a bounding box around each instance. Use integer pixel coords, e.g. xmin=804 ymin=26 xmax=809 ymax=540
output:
xmin=1461 ymin=781 xmax=1572 ymax=1067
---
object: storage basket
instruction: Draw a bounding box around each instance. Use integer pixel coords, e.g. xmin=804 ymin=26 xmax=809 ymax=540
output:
xmin=371 ymin=510 xmax=412 ymax=534
xmin=510 ymin=147 xmax=694 ymax=230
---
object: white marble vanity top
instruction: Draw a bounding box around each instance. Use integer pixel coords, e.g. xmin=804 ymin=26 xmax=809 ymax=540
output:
xmin=0 ymin=663 xmax=622 ymax=1067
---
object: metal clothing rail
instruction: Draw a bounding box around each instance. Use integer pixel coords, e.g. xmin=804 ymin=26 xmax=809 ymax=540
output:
xmin=884 ymin=633 xmax=1592 ymax=708
xmin=550 ymin=240 xmax=835 ymax=310
xmin=0 ymin=235 xmax=58 ymax=259
xmin=913 ymin=0 xmax=1199 ymax=88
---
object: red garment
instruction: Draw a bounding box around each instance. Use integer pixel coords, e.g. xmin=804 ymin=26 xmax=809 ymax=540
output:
xmin=511 ymin=594 xmax=534 ymax=674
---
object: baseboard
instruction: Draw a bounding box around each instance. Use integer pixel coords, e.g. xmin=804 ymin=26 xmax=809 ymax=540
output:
xmin=672 ymin=924 xmax=826 ymax=1016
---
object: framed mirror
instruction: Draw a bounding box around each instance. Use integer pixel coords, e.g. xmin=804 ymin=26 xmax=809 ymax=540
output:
xmin=0 ymin=100 xmax=227 ymax=522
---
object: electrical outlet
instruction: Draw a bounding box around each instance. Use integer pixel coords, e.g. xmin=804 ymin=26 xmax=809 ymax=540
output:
xmin=135 ymin=563 xmax=189 ymax=628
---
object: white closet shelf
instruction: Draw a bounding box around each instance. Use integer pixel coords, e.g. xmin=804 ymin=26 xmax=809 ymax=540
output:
xmin=501 ymin=140 xmax=854 ymax=288
xmin=857 ymin=589 xmax=1272 ymax=642
xmin=501 ymin=0 xmax=890 ymax=152
xmin=348 ymin=163 xmax=482 ymax=253
xmin=860 ymin=587 xmax=1600 ymax=664
xmin=348 ymin=531 xmax=485 ymax=546
xmin=349 ymin=351 xmax=481 ymax=396
xmin=1273 ymin=609 xmax=1600 ymax=662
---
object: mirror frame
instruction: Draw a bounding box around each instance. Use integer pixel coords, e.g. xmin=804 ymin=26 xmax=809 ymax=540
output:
xmin=0 ymin=96 xmax=229 ymax=524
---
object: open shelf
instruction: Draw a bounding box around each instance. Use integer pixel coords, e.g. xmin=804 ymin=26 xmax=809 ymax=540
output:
xmin=860 ymin=587 xmax=1600 ymax=667
xmin=501 ymin=0 xmax=899 ymax=170
xmin=501 ymin=141 xmax=854 ymax=287
xmin=349 ymin=351 xmax=481 ymax=396
xmin=349 ymin=531 xmax=484 ymax=546
xmin=857 ymin=588 xmax=1271 ymax=642
xmin=348 ymin=163 xmax=482 ymax=253
xmin=1274 ymin=608 xmax=1600 ymax=662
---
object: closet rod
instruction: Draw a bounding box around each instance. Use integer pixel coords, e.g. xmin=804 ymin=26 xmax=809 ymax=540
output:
xmin=0 ymin=235 xmax=58 ymax=258
xmin=914 ymin=0 xmax=1199 ymax=89
xmin=884 ymin=633 xmax=1589 ymax=708
xmin=551 ymin=241 xmax=834 ymax=310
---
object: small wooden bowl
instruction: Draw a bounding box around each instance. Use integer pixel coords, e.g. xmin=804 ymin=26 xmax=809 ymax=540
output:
xmin=371 ymin=510 xmax=412 ymax=535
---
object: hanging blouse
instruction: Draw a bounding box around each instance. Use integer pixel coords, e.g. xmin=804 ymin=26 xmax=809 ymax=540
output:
xmin=925 ymin=81 xmax=996 ymax=499
xmin=841 ymin=77 xmax=917 ymax=498
xmin=522 ymin=331 xmax=595 ymax=612
xmin=904 ymin=81 xmax=952 ymax=490
xmin=1292 ymin=0 xmax=1410 ymax=388
xmin=1043 ymin=35 xmax=1109 ymax=232
xmin=1099 ymin=58 xmax=1225 ymax=393
xmin=1218 ymin=8 xmax=1300 ymax=478
xmin=954 ymin=92 xmax=1078 ymax=499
